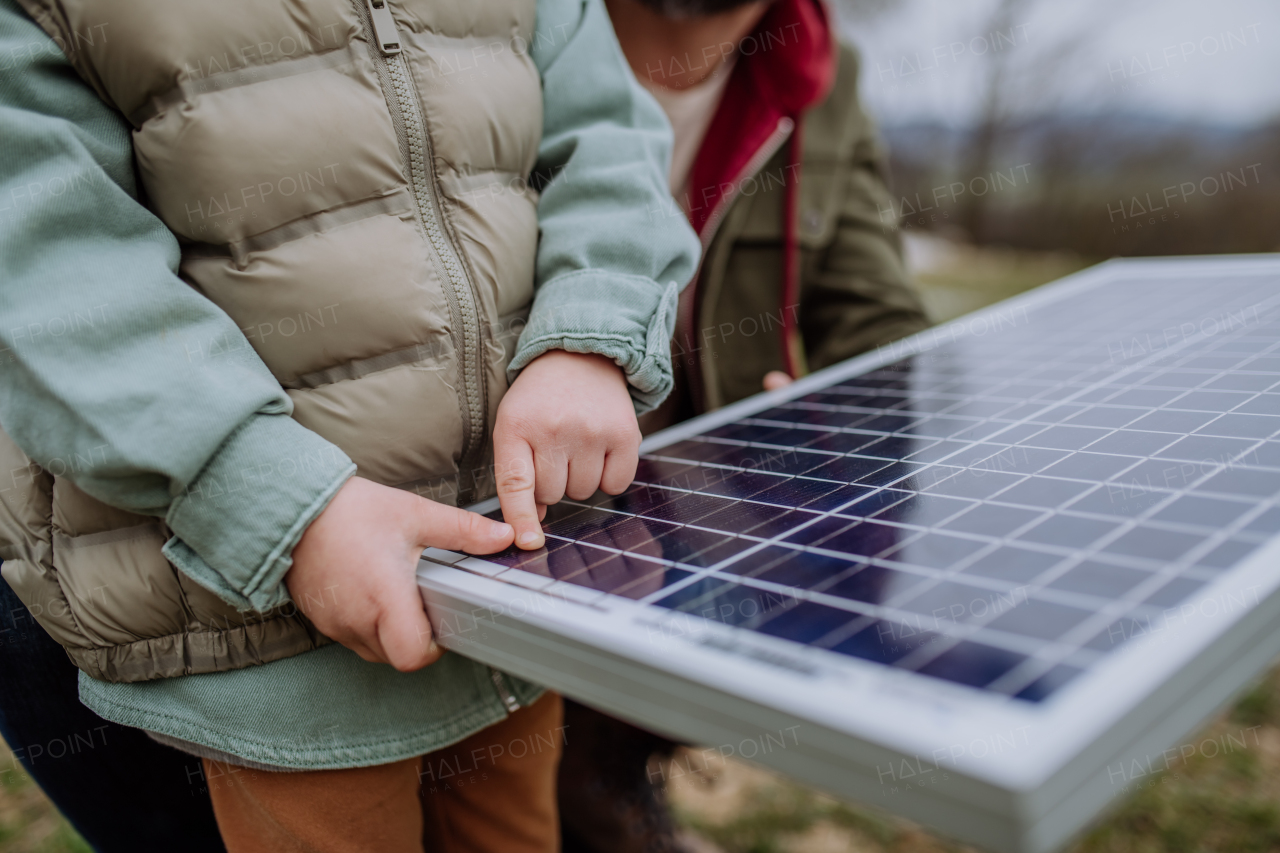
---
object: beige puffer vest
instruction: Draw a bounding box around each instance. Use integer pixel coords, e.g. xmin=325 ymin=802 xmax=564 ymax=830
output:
xmin=2 ymin=0 xmax=541 ymax=681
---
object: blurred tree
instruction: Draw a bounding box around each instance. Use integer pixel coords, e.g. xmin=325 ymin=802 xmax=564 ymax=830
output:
xmin=865 ymin=0 xmax=1279 ymax=258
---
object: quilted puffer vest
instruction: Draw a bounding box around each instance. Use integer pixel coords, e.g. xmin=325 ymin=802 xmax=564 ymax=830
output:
xmin=1 ymin=0 xmax=541 ymax=681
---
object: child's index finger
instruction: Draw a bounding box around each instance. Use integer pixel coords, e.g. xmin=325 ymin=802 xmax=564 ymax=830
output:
xmin=493 ymin=432 xmax=545 ymax=550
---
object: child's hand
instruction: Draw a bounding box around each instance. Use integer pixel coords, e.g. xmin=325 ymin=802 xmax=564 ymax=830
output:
xmin=286 ymin=477 xmax=514 ymax=671
xmin=494 ymin=351 xmax=641 ymax=549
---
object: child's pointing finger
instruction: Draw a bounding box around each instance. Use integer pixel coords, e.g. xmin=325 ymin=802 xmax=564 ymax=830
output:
xmin=493 ymin=431 xmax=546 ymax=550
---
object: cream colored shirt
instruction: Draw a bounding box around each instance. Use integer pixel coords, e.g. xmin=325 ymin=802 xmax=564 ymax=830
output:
xmin=634 ymin=58 xmax=737 ymax=435
xmin=640 ymin=56 xmax=737 ymax=207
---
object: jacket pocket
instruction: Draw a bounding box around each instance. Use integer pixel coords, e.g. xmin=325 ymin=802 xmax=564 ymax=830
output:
xmin=52 ymin=524 xmax=190 ymax=646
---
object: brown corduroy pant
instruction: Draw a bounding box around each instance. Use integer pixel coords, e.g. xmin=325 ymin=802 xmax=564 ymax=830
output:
xmin=204 ymin=693 xmax=563 ymax=853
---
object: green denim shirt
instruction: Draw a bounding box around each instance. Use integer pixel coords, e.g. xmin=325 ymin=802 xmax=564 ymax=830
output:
xmin=0 ymin=0 xmax=698 ymax=768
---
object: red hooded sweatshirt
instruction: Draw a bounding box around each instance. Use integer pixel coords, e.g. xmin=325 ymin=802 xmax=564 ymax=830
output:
xmin=681 ymin=0 xmax=836 ymax=386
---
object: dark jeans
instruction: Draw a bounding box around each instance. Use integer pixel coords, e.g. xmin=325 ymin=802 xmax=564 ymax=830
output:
xmin=0 ymin=571 xmax=224 ymax=853
xmin=558 ymin=698 xmax=681 ymax=853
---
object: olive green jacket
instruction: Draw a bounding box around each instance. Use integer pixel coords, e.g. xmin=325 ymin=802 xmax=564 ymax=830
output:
xmin=689 ymin=44 xmax=928 ymax=411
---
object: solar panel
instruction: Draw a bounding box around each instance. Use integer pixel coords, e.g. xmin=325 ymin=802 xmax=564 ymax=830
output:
xmin=417 ymin=256 xmax=1280 ymax=853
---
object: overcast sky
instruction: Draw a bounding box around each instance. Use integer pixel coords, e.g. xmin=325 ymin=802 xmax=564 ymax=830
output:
xmin=835 ymin=0 xmax=1280 ymax=126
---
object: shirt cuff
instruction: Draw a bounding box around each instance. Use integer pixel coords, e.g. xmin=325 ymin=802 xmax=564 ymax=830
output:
xmin=162 ymin=414 xmax=356 ymax=612
xmin=508 ymin=270 xmax=680 ymax=414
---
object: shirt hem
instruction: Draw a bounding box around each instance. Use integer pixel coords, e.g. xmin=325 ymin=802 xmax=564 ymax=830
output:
xmin=79 ymin=675 xmax=537 ymax=771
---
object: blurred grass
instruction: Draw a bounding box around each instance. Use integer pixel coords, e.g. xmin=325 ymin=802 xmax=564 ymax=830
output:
xmin=901 ymin=236 xmax=1094 ymax=324
xmin=0 ymin=752 xmax=88 ymax=853
xmin=670 ymin=666 xmax=1280 ymax=853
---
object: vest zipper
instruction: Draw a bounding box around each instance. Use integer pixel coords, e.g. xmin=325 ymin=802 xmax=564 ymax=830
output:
xmin=356 ymin=0 xmax=489 ymax=504
xmin=363 ymin=0 xmax=401 ymax=53
xmin=490 ymin=668 xmax=521 ymax=713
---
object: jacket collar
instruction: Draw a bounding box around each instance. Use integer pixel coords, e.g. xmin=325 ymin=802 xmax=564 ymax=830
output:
xmin=685 ymin=0 xmax=836 ymax=240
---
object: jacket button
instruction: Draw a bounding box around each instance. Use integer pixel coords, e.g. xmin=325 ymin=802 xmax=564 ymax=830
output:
xmin=804 ymin=210 xmax=823 ymax=234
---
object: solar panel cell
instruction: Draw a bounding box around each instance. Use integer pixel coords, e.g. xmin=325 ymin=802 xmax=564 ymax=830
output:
xmin=1063 ymin=406 xmax=1144 ymax=428
xmin=676 ymin=583 xmax=799 ymax=627
xmin=695 ymin=469 xmax=790 ymax=499
xmin=1041 ymin=452 xmax=1141 ymax=480
xmin=751 ymin=478 xmax=860 ymax=509
xmin=800 ymin=431 xmax=885 ymax=454
xmin=1143 ymin=577 xmax=1206 ymax=607
xmin=1237 ymin=396 xmax=1280 ymax=414
xmin=883 ymin=533 xmax=989 ymax=569
xmin=916 ymin=641 xmax=1027 ymax=688
xmin=943 ymin=503 xmax=1045 ymax=537
xmin=923 ymin=469 xmax=1025 ymax=499
xmin=812 ymin=519 xmax=909 ymax=559
xmin=835 ymin=488 xmax=914 ymax=518
xmin=1152 ymin=495 xmax=1253 ymax=527
xmin=830 ymin=620 xmax=933 ymax=665
xmin=783 ymin=515 xmax=858 ymax=547
xmin=562 ymin=554 xmax=680 ymax=598
xmin=1199 ymin=413 xmax=1280 ymax=439
xmin=1196 ymin=538 xmax=1260 ymax=569
xmin=756 ymin=601 xmax=858 ymax=644
xmin=1084 ymin=430 xmax=1180 ymax=455
xmin=636 ymin=491 xmax=730 ymax=524
xmin=752 ymin=550 xmax=861 ymax=589
xmin=1107 ymin=527 xmax=1205 ymax=561
xmin=541 ymin=507 xmax=625 ymax=539
xmin=1127 ymin=410 xmax=1220 ymax=432
xmin=1048 ymin=561 xmax=1151 ymax=597
xmin=1154 ymin=435 xmax=1256 ymax=462
xmin=986 ymin=600 xmax=1094 ymax=640
xmin=802 ymin=455 xmax=893 ymax=484
xmin=1018 ymin=514 xmax=1120 ymax=548
xmin=995 ymin=477 xmax=1094 ymax=509
xmin=962 ymin=547 xmax=1066 ymax=583
xmin=1200 ymin=467 xmax=1280 ymax=497
xmin=1067 ymin=485 xmax=1169 ymax=518
xmin=1014 ymin=664 xmax=1083 ymax=701
xmin=824 ymin=564 xmax=923 ymax=604
xmin=1244 ymin=507 xmax=1280 ymax=534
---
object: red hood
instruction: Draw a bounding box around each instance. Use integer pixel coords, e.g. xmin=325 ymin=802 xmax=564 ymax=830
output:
xmin=679 ymin=0 xmax=836 ymax=386
xmin=686 ymin=0 xmax=836 ymax=237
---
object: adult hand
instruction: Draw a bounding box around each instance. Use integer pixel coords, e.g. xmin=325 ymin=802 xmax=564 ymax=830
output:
xmin=494 ymin=350 xmax=641 ymax=549
xmin=763 ymin=370 xmax=793 ymax=391
xmin=286 ymin=477 xmax=514 ymax=671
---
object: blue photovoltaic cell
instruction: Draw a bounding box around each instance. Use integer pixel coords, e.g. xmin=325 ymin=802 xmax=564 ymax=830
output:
xmin=462 ymin=275 xmax=1280 ymax=702
xmin=825 ymin=565 xmax=924 ymax=605
xmin=756 ymin=601 xmax=858 ymax=644
xmin=753 ymin=551 xmax=861 ymax=589
xmin=831 ymin=620 xmax=937 ymax=665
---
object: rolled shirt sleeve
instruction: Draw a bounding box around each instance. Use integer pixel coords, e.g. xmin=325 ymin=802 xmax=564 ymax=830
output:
xmin=515 ymin=0 xmax=701 ymax=413
xmin=0 ymin=0 xmax=354 ymax=612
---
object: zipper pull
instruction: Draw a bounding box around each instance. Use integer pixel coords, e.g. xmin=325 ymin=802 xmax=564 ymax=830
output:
xmin=489 ymin=668 xmax=521 ymax=713
xmin=364 ymin=0 xmax=401 ymax=54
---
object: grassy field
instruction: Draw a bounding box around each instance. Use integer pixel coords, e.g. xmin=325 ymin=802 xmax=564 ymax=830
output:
xmin=0 ymin=756 xmax=89 ymax=853
xmin=1 ymin=242 xmax=1270 ymax=853
xmin=898 ymin=234 xmax=1092 ymax=324
xmin=669 ymin=667 xmax=1280 ymax=853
